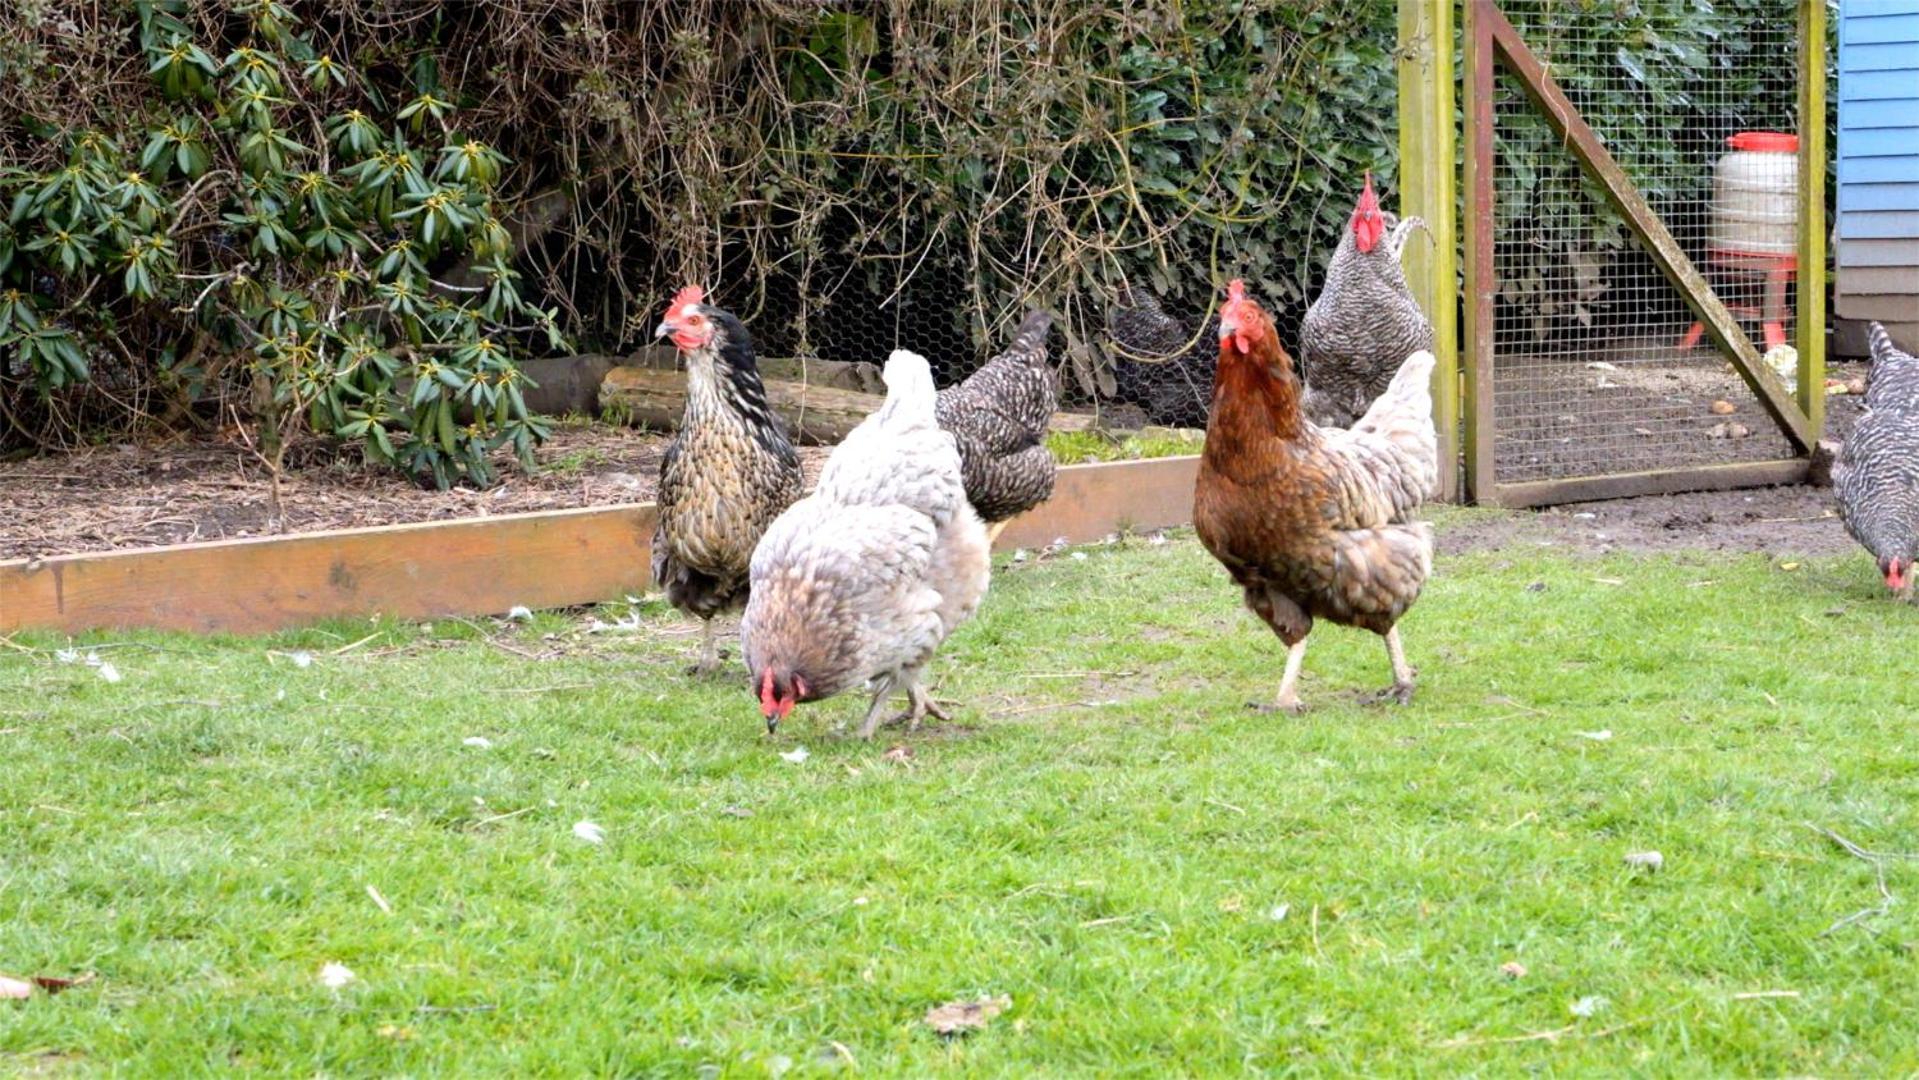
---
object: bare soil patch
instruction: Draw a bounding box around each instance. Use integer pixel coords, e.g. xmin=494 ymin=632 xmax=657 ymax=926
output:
xmin=0 ymin=424 xmax=829 ymax=560
xmin=1439 ymin=483 xmax=1850 ymax=559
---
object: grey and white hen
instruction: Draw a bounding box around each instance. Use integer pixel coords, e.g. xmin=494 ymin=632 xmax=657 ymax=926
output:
xmin=744 ymin=349 xmax=991 ymax=738
xmin=1835 ymin=322 xmax=1919 ymax=595
xmin=934 ymin=310 xmax=1058 ymax=524
xmin=1299 ymin=173 xmax=1435 ymax=428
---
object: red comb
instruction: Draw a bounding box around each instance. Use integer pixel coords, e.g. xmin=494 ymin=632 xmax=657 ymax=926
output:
xmin=665 ymin=284 xmax=705 ymax=322
xmin=1358 ymin=171 xmax=1379 ymax=211
xmin=1227 ymin=279 xmax=1246 ymax=303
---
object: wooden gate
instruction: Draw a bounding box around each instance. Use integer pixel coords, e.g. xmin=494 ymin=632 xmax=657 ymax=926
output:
xmin=1445 ymin=0 xmax=1827 ymax=507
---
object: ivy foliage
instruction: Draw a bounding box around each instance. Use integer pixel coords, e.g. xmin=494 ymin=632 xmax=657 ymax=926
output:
xmin=0 ymin=0 xmax=560 ymax=486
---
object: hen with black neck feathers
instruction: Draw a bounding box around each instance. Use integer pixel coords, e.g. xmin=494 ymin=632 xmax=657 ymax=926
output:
xmin=652 ymin=286 xmax=804 ymax=674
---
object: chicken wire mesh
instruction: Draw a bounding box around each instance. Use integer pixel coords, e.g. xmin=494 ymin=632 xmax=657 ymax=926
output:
xmin=1487 ymin=2 xmax=1804 ymax=486
xmin=714 ymin=208 xmax=1220 ymax=431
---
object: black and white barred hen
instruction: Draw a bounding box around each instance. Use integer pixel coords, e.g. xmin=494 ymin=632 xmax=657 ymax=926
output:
xmin=1103 ymin=284 xmax=1218 ymax=429
xmin=1298 ymin=173 xmax=1435 ymax=428
xmin=652 ymin=286 xmax=805 ymax=673
xmin=933 ymin=309 xmax=1058 ymax=527
xmin=1835 ymin=322 xmax=1919 ymax=596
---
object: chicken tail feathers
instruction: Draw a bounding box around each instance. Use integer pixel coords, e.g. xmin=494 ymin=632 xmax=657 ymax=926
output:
xmin=1006 ymin=310 xmax=1053 ymax=367
xmin=880 ymin=349 xmax=939 ymax=426
xmin=1870 ymin=322 xmax=1900 ymax=367
xmin=1344 ymin=349 xmax=1440 ymax=502
xmin=1353 ymin=350 xmax=1436 ymax=431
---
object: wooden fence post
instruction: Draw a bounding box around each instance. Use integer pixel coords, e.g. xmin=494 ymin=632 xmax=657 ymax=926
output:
xmin=1796 ymin=0 xmax=1828 ymax=435
xmin=1398 ymin=0 xmax=1461 ymax=501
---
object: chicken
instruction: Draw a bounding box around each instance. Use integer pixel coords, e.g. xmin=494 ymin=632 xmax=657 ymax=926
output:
xmin=1834 ymin=322 xmax=1919 ymax=597
xmin=1299 ymin=172 xmax=1435 ymax=428
xmin=934 ymin=310 xmax=1058 ymax=529
xmin=651 ymin=285 xmax=804 ymax=674
xmin=1103 ymin=283 xmax=1218 ymax=428
xmin=1193 ymin=279 xmax=1439 ymax=712
xmin=742 ymin=348 xmax=991 ymax=738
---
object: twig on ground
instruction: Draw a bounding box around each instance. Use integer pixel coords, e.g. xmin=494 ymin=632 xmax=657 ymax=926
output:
xmin=331 ymin=632 xmax=382 ymax=655
xmin=1804 ymin=823 xmax=1901 ymax=935
xmin=1435 ymin=1014 xmax=1654 ymax=1050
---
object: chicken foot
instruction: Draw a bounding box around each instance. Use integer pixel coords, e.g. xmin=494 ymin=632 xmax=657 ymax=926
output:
xmin=852 ymin=669 xmax=950 ymax=739
xmin=1367 ymin=626 xmax=1417 ymax=705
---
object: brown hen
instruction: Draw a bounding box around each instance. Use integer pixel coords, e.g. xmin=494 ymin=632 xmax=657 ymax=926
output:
xmin=1193 ymin=280 xmax=1438 ymax=711
xmin=651 ymin=286 xmax=804 ymax=675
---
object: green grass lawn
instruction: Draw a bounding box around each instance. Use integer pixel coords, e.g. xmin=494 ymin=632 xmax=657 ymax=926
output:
xmin=5 ymin=525 xmax=1919 ymax=1075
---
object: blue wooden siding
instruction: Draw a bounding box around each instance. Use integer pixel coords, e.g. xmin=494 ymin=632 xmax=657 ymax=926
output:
xmin=1837 ymin=0 xmax=1919 ymax=307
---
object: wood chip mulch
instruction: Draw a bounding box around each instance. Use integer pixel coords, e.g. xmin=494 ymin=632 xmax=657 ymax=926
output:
xmin=1 ymin=424 xmax=830 ymax=561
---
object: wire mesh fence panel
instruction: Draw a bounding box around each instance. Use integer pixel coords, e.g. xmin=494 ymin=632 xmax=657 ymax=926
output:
xmin=711 ymin=215 xmax=1229 ymax=431
xmin=1487 ymin=1 xmax=1804 ymax=487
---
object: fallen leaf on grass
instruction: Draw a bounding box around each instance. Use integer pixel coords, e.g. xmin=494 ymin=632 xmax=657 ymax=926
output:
xmin=925 ymin=994 xmax=1010 ymax=1036
xmin=1710 ymin=399 xmax=1736 ymax=415
xmin=1501 ymin=961 xmax=1528 ymax=979
xmin=1780 ymin=561 xmax=1801 ymax=572
xmin=0 ymin=974 xmax=87 ymax=999
xmin=1267 ymin=903 xmax=1291 ymax=922
xmin=377 ymin=1024 xmax=413 ymax=1041
xmin=1624 ymin=850 xmax=1664 ymax=872
xmin=96 ymin=662 xmax=122 ymax=684
xmin=780 ymin=747 xmax=810 ymax=765
xmin=462 ymin=736 xmax=494 ymax=750
xmin=882 ymin=744 xmax=914 ymax=764
xmin=319 ymin=962 xmax=356 ymax=990
xmin=289 ymin=650 xmax=314 ymax=669
xmin=720 ymin=805 xmax=753 ymax=818
xmin=1570 ymin=995 xmax=1608 ymax=1018
xmin=572 ymin=820 xmax=605 ymax=845
xmin=1574 ymin=729 xmax=1612 ymax=742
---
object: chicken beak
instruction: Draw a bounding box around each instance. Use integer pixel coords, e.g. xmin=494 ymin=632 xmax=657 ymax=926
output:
xmin=764 ymin=716 xmax=780 ymax=735
xmin=654 ymin=319 xmax=674 ymax=339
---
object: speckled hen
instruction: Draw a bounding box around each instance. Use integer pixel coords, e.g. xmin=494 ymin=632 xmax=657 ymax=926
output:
xmin=1835 ymin=322 xmax=1919 ymax=597
xmin=934 ymin=310 xmax=1058 ymax=528
xmin=651 ymin=286 xmax=804 ymax=674
xmin=1299 ymin=173 xmax=1435 ymax=428
xmin=743 ymin=349 xmax=991 ymax=738
xmin=1194 ymin=280 xmax=1439 ymax=712
xmin=1103 ymin=284 xmax=1219 ymax=428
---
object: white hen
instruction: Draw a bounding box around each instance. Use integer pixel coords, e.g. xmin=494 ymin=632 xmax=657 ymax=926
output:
xmin=741 ymin=349 xmax=992 ymax=738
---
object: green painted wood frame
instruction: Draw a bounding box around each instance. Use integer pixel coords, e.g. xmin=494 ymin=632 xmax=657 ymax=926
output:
xmin=1458 ymin=0 xmax=1827 ymax=508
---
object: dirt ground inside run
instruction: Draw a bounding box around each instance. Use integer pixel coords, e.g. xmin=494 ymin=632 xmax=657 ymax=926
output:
xmin=0 ymin=416 xmax=1859 ymax=564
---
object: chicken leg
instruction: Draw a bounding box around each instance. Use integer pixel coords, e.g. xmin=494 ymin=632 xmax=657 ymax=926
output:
xmin=686 ymin=618 xmax=724 ymax=677
xmin=1265 ymin=640 xmax=1308 ymax=714
xmin=1368 ymin=626 xmax=1416 ymax=705
xmin=853 ymin=672 xmax=902 ymax=740
xmin=852 ymin=668 xmax=952 ymax=739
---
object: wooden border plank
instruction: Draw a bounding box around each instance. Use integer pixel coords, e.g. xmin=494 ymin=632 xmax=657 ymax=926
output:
xmin=1490 ymin=458 xmax=1809 ymax=509
xmin=1462 ymin=0 xmax=1500 ymax=505
xmin=1399 ymin=0 xmax=1462 ymax=502
xmin=1484 ymin=3 xmax=1814 ymax=455
xmin=991 ymin=455 xmax=1199 ymax=552
xmin=1796 ymin=0 xmax=1829 ymax=434
xmin=1 ymin=457 xmax=1205 ymax=636
xmin=0 ymin=504 xmax=659 ymax=636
